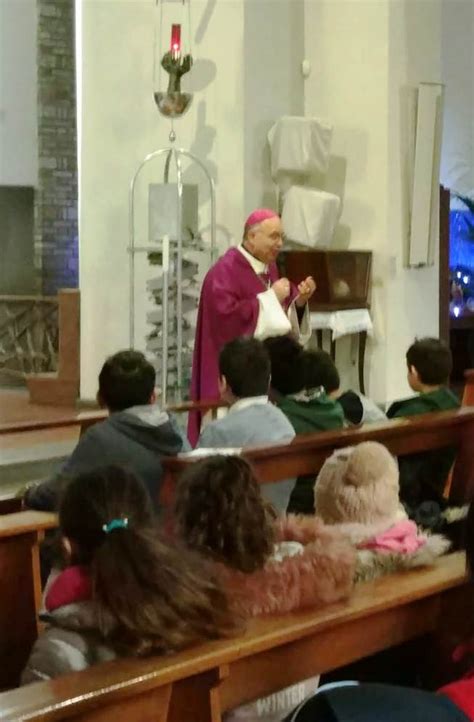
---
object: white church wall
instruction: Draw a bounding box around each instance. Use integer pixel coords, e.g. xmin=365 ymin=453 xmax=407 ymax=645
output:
xmin=243 ymin=0 xmax=305 ymax=215
xmin=0 ymin=0 xmax=37 ymax=186
xmin=440 ymin=0 xmax=474 ymax=198
xmin=303 ymin=0 xmax=443 ymax=405
xmin=303 ymin=0 xmax=391 ymax=403
xmin=78 ymin=0 xmax=245 ymax=399
xmin=385 ymin=0 xmax=442 ymax=403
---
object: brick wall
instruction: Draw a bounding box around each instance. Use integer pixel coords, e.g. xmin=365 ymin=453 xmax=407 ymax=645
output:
xmin=35 ymin=0 xmax=78 ymax=295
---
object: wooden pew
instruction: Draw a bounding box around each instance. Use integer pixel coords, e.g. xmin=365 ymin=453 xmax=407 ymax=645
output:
xmin=0 ymin=552 xmax=468 ymax=721
xmin=3 ymin=406 xmax=472 ymax=515
xmin=161 ymin=407 xmax=474 ymax=506
xmin=460 ymin=369 xmax=474 ymax=406
xmin=0 ymin=399 xmax=225 ymax=438
xmin=0 ymin=495 xmax=23 ymax=515
xmin=0 ymin=511 xmax=57 ymax=690
xmin=0 ymin=399 xmax=225 ymax=515
xmin=0 ymin=410 xmax=107 ymax=438
xmin=2 ymin=408 xmax=472 ymax=691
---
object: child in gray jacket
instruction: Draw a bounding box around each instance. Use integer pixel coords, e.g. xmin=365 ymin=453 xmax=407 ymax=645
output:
xmin=197 ymin=337 xmax=295 ymax=510
xmin=24 ymin=350 xmax=189 ymax=511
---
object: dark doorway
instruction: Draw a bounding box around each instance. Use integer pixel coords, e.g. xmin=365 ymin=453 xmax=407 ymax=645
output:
xmin=0 ymin=186 xmax=35 ymax=294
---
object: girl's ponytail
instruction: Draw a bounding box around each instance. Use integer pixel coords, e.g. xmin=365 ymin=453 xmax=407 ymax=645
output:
xmin=59 ymin=466 xmax=237 ymax=656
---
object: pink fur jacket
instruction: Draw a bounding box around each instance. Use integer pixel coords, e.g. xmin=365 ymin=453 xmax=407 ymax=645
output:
xmin=216 ymin=515 xmax=356 ymax=618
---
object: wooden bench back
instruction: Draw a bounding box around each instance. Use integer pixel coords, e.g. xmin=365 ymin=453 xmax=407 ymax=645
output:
xmin=0 ymin=399 xmax=225 ymax=438
xmin=6 ymin=407 xmax=470 ymax=509
xmin=161 ymin=408 xmax=474 ymax=505
xmin=1 ymin=408 xmax=473 ymax=690
xmin=0 ymin=410 xmax=107 ymax=437
xmin=461 ymin=369 xmax=474 ymax=406
xmin=0 ymin=400 xmax=225 ymax=515
xmin=0 ymin=511 xmax=57 ymax=690
xmin=0 ymin=553 xmax=468 ymax=721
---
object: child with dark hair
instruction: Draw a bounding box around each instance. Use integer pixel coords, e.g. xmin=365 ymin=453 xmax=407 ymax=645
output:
xmin=175 ymin=454 xmax=356 ymax=722
xmin=197 ymin=336 xmax=295 ymax=449
xmin=97 ymin=349 xmax=156 ymax=411
xmin=303 ymin=350 xmax=386 ymax=426
xmin=197 ymin=337 xmax=295 ymax=510
xmin=22 ymin=465 xmax=236 ymax=683
xmin=263 ymin=334 xmax=305 ymax=397
xmin=387 ymin=338 xmax=459 ymax=418
xmin=24 ymin=350 xmax=189 ymax=511
xmin=386 ymin=338 xmax=460 ymax=528
xmin=175 ymin=455 xmax=355 ymax=610
xmin=276 ymin=350 xmax=344 ymax=435
xmin=263 ymin=339 xmax=343 ymax=434
xmin=264 ymin=338 xmax=344 ymax=514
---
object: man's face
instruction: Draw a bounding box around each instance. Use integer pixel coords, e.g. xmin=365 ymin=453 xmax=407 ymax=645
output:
xmin=245 ymin=217 xmax=284 ymax=264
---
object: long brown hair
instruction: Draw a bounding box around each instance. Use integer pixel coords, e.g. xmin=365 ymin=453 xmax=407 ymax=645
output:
xmin=59 ymin=466 xmax=237 ymax=655
xmin=174 ymin=455 xmax=276 ymax=573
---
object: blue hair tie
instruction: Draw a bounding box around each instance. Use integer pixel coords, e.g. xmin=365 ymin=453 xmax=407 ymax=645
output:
xmin=102 ymin=518 xmax=128 ymax=534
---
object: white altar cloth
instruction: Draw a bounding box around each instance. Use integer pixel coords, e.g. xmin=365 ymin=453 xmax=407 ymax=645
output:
xmin=310 ymin=309 xmax=373 ymax=340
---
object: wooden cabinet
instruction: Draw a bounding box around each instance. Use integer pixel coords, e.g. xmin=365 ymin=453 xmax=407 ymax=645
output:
xmin=278 ymin=250 xmax=372 ymax=311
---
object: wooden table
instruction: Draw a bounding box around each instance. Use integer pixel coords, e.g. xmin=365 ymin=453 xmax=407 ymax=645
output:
xmin=312 ymin=309 xmax=371 ymax=393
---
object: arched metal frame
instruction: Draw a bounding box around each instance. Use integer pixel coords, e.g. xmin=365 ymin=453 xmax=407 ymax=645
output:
xmin=129 ymin=146 xmax=216 ymax=404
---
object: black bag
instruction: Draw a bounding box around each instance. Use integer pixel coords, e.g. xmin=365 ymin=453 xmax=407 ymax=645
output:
xmin=284 ymin=683 xmax=469 ymax=722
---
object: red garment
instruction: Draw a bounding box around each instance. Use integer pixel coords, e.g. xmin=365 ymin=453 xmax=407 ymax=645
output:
xmin=45 ymin=566 xmax=92 ymax=612
xmin=188 ymin=248 xmax=295 ymax=445
xmin=440 ymin=677 xmax=474 ymax=719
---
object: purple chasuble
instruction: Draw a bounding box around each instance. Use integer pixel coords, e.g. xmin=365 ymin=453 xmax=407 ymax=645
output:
xmin=188 ymin=247 xmax=297 ymax=444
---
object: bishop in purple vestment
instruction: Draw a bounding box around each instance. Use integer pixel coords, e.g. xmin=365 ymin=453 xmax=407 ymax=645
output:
xmin=188 ymin=209 xmax=316 ymax=444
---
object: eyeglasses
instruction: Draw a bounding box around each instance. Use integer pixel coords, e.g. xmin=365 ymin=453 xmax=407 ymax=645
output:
xmin=257 ymin=230 xmax=286 ymax=243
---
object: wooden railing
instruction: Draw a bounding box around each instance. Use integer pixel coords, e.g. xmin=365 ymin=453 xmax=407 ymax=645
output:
xmin=0 ymin=295 xmax=58 ymax=378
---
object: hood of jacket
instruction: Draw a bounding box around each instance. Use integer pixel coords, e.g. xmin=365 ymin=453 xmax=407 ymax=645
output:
xmin=107 ymin=404 xmax=188 ymax=455
xmin=278 ymin=390 xmax=344 ymax=434
xmin=217 ymin=514 xmax=356 ymax=617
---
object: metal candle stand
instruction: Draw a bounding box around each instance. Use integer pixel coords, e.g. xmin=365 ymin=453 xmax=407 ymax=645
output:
xmin=129 ymin=0 xmax=216 ymax=405
xmin=128 ymin=135 xmax=216 ymax=405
